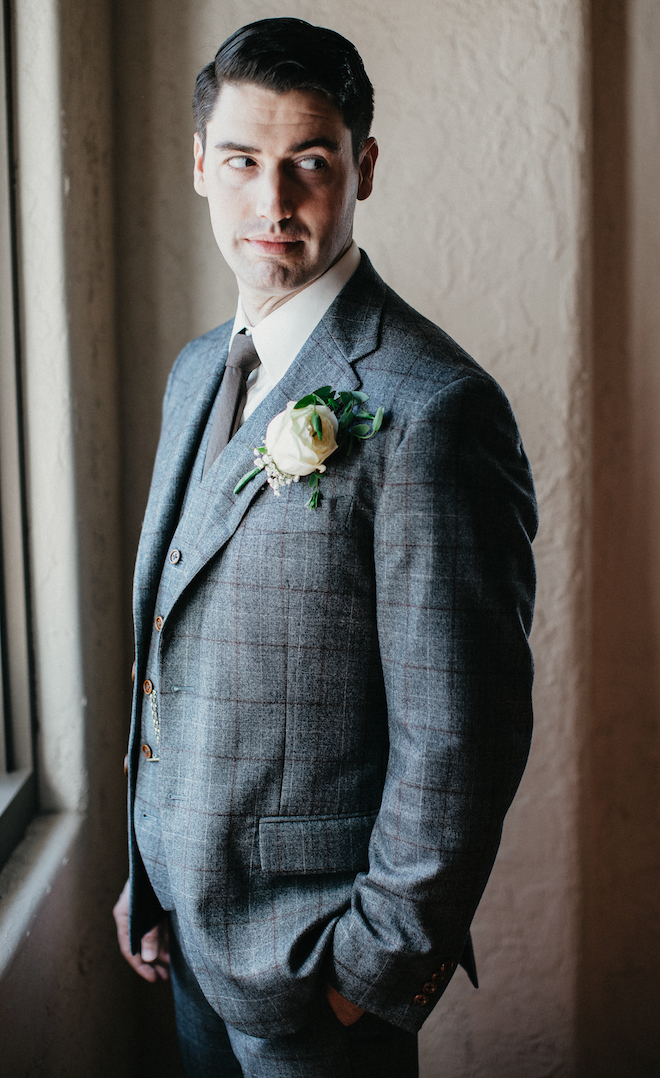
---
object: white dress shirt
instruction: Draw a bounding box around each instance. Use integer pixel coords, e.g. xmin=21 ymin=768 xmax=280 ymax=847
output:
xmin=231 ymin=241 xmax=361 ymax=423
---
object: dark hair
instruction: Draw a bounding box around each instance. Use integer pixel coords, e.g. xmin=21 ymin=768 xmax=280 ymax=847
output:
xmin=193 ymin=18 xmax=373 ymax=162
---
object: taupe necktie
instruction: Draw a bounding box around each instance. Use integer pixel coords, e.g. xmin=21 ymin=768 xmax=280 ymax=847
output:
xmin=202 ymin=331 xmax=260 ymax=478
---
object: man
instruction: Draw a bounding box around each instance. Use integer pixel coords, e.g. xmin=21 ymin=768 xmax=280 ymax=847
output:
xmin=114 ymin=18 xmax=537 ymax=1078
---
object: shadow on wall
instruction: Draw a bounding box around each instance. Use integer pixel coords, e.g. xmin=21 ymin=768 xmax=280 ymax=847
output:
xmin=581 ymin=1 xmax=660 ymax=1073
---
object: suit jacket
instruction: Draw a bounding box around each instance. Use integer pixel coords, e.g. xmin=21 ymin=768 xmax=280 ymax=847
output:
xmin=127 ymin=252 xmax=537 ymax=1037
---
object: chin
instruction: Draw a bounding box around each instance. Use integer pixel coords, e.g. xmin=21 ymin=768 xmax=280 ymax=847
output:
xmin=249 ymin=262 xmax=316 ymax=293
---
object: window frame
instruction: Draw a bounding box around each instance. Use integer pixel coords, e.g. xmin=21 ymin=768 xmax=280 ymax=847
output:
xmin=0 ymin=0 xmax=36 ymax=873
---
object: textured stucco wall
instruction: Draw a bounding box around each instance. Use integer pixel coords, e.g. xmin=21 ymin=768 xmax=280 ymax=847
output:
xmin=114 ymin=3 xmax=587 ymax=1076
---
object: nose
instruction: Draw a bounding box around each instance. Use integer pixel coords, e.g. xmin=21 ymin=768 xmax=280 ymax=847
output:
xmin=256 ymin=166 xmax=293 ymax=223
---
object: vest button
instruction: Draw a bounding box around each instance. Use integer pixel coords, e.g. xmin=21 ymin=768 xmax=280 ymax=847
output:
xmin=154 ymin=615 xmax=163 ymax=631
xmin=169 ymin=549 xmax=181 ymax=564
xmin=141 ymin=743 xmax=153 ymax=759
xmin=143 ymin=679 xmax=153 ymax=695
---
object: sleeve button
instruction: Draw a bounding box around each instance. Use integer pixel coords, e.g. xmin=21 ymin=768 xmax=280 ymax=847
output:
xmin=154 ymin=615 xmax=163 ymax=631
xmin=414 ymin=994 xmax=429 ymax=1007
xmin=141 ymin=743 xmax=153 ymax=759
xmin=143 ymin=679 xmax=153 ymax=695
xmin=423 ymin=982 xmax=437 ymax=994
xmin=169 ymin=549 xmax=181 ymax=564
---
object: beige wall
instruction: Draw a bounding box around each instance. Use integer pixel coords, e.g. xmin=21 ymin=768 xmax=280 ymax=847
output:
xmin=0 ymin=1 xmax=658 ymax=1075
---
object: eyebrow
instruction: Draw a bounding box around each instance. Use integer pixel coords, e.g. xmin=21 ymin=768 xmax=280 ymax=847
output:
xmin=215 ymin=137 xmax=340 ymax=155
xmin=292 ymin=137 xmax=339 ymax=154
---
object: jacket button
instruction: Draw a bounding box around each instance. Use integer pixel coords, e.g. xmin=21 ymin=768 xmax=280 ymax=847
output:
xmin=143 ymin=679 xmax=153 ymax=695
xmin=414 ymin=994 xmax=429 ymax=1007
xmin=423 ymin=982 xmax=437 ymax=994
xmin=141 ymin=743 xmax=153 ymax=759
xmin=123 ymin=753 xmax=129 ymax=775
xmin=154 ymin=615 xmax=163 ymax=631
xmin=432 ymin=960 xmax=455 ymax=984
xmin=169 ymin=549 xmax=181 ymax=564
xmin=131 ymin=660 xmax=136 ymax=683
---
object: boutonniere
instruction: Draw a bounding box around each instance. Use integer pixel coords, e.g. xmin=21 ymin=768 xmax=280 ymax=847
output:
xmin=234 ymin=386 xmax=384 ymax=508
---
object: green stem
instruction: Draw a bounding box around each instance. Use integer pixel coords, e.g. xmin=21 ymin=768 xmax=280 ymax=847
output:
xmin=233 ymin=466 xmax=263 ymax=495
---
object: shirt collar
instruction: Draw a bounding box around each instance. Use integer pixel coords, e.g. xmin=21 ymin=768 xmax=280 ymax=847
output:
xmin=230 ymin=241 xmax=361 ymax=388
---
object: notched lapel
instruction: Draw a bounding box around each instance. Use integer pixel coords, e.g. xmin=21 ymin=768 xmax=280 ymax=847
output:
xmin=133 ymin=328 xmax=231 ymax=631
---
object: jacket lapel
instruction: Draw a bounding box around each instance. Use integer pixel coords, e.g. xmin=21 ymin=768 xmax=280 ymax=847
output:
xmin=132 ymin=325 xmax=231 ymax=641
xmin=148 ymin=254 xmax=387 ymax=619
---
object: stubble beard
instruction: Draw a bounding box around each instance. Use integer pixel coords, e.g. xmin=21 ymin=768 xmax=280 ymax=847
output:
xmin=233 ymin=241 xmax=325 ymax=300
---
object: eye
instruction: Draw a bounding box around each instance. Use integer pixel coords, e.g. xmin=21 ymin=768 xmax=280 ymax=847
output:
xmin=296 ymin=156 xmax=327 ymax=171
xmin=226 ymin=156 xmax=256 ymax=169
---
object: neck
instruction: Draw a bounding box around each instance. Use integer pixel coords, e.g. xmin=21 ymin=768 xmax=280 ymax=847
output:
xmin=240 ymin=283 xmax=311 ymax=326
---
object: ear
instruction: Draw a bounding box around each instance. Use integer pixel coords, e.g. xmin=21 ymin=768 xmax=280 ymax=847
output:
xmin=193 ymin=132 xmax=207 ymax=197
xmin=356 ymin=138 xmax=378 ymax=202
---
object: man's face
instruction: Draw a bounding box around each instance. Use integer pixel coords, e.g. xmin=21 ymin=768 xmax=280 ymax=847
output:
xmin=193 ymin=82 xmax=377 ymax=317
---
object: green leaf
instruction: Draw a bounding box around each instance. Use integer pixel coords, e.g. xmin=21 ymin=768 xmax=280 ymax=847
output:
xmin=233 ymin=466 xmax=263 ymax=495
xmin=349 ymin=423 xmax=371 ymax=438
xmin=355 ymin=410 xmax=374 ymax=419
xmin=311 ymin=412 xmax=323 ymax=439
xmin=352 ymin=391 xmax=369 ymax=403
xmin=294 ymin=393 xmax=317 ymax=409
xmin=371 ymin=406 xmax=384 ymax=433
xmin=306 ymin=471 xmax=321 ymax=507
xmin=339 ymin=409 xmax=354 ymax=430
xmin=339 ymin=391 xmax=354 ymax=406
xmin=313 ymin=386 xmax=333 ymax=401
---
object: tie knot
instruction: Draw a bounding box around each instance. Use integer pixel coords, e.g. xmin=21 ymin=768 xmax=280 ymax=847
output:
xmin=226 ymin=332 xmax=260 ymax=374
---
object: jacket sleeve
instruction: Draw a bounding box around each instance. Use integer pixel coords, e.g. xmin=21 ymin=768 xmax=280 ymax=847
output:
xmin=326 ymin=372 xmax=538 ymax=1032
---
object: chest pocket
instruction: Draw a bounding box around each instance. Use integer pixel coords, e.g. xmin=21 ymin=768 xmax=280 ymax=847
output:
xmin=277 ymin=494 xmax=354 ymax=534
xmin=242 ymin=492 xmax=355 ymax=535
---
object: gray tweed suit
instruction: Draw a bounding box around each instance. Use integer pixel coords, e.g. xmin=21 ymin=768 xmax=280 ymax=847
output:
xmin=127 ymin=252 xmax=537 ymax=1038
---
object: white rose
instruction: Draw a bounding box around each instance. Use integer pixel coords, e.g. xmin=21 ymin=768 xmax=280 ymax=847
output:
xmin=265 ymin=402 xmax=339 ymax=477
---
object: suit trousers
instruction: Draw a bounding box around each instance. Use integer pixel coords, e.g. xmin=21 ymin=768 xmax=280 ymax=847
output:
xmin=169 ymin=920 xmax=419 ymax=1078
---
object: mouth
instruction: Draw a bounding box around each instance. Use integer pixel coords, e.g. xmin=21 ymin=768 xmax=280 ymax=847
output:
xmin=244 ymin=236 xmax=304 ymax=256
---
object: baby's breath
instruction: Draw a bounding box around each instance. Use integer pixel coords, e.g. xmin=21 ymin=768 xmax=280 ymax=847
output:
xmin=253 ymin=446 xmax=300 ymax=496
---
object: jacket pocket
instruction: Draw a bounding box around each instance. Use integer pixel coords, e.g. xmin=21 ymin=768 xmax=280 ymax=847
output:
xmin=258 ymin=812 xmax=377 ymax=876
xmin=274 ymin=495 xmax=355 ymax=534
